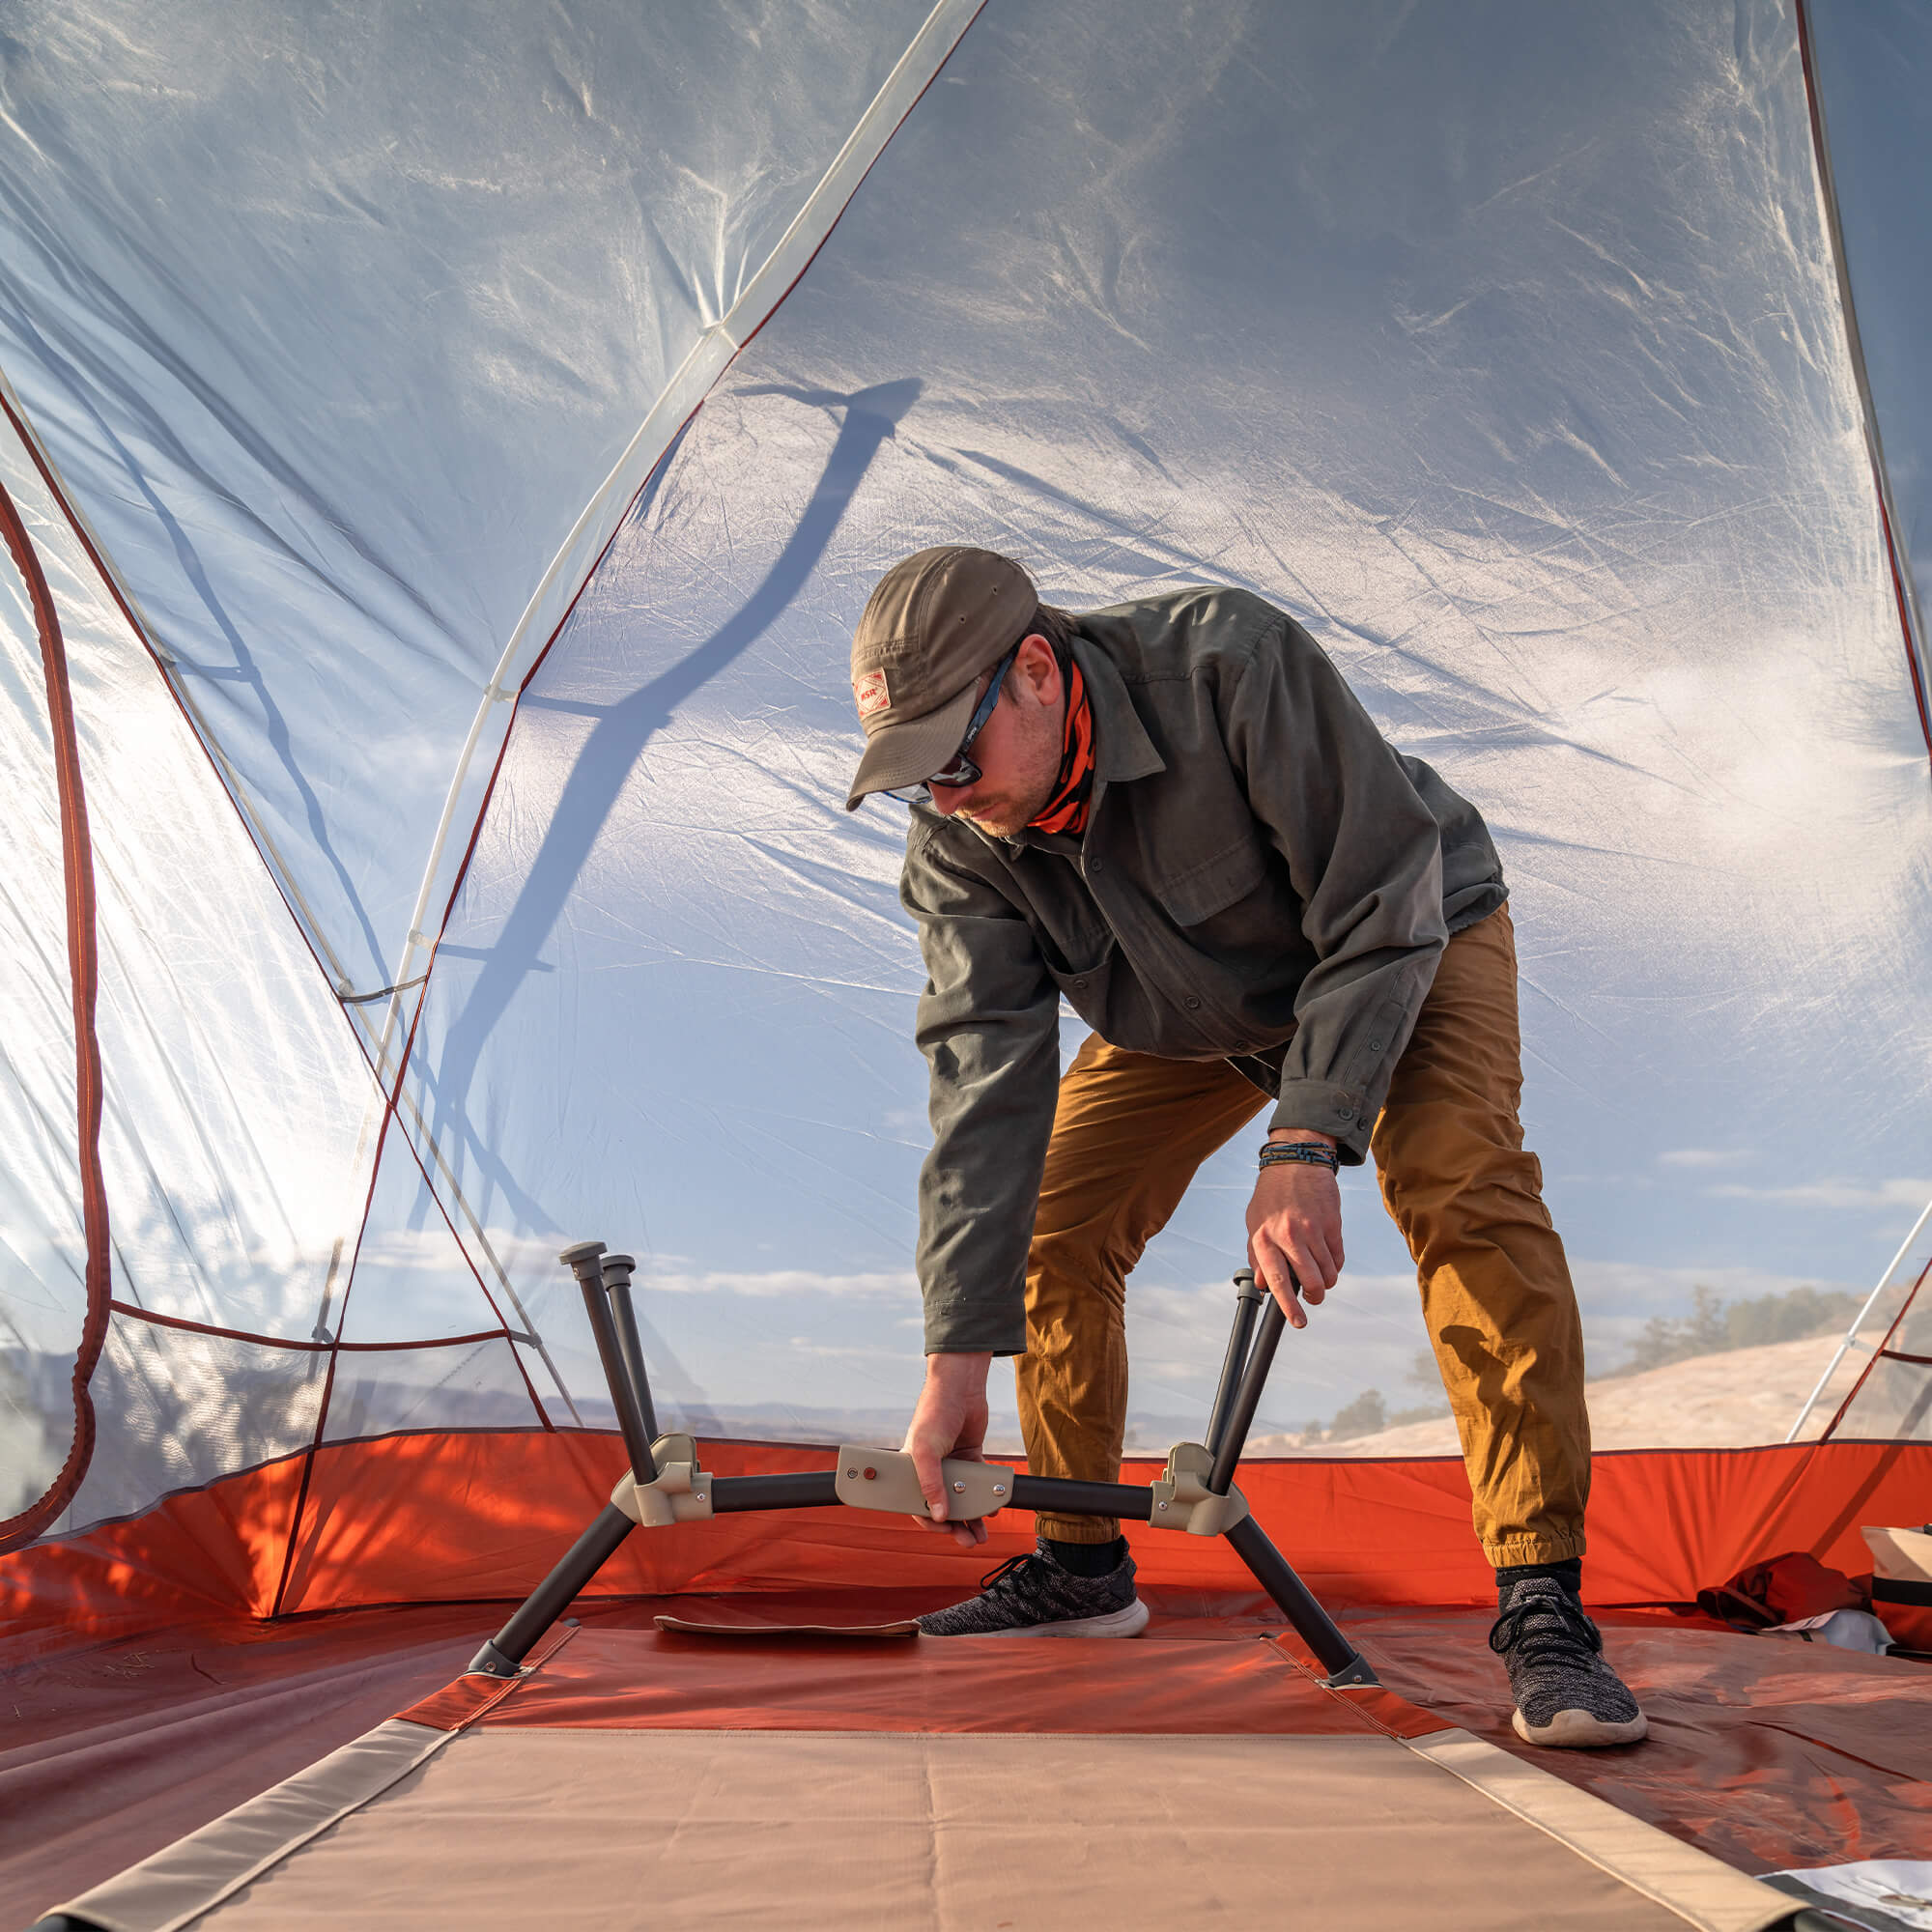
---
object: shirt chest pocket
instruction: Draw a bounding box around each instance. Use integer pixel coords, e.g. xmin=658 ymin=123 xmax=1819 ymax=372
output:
xmin=1153 ymin=832 xmax=1269 ymax=927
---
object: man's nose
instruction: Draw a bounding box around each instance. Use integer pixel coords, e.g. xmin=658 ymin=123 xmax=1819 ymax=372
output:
xmin=928 ymin=786 xmax=971 ymax=818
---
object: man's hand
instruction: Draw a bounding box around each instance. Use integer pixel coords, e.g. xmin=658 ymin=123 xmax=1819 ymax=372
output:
xmin=1245 ymin=1135 xmax=1344 ymax=1328
xmin=901 ymin=1351 xmax=993 ymax=1548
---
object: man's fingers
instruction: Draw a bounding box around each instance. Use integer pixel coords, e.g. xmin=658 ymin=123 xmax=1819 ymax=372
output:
xmin=909 ymin=1444 xmax=949 ymax=1523
xmin=1297 ymin=1237 xmax=1338 ymax=1301
xmin=1251 ymin=1233 xmax=1307 ymax=1328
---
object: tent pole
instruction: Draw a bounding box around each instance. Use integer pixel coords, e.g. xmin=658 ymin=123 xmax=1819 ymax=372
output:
xmin=1786 ymin=1191 xmax=1932 ymax=1441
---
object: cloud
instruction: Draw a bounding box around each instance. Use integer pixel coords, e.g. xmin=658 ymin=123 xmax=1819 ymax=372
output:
xmin=785 ymin=1338 xmax=907 ymax=1363
xmin=1656 ymin=1149 xmax=1752 ymax=1169
xmin=641 ymin=1267 xmax=918 ymax=1300
xmin=1706 ymin=1178 xmax=1931 ymax=1211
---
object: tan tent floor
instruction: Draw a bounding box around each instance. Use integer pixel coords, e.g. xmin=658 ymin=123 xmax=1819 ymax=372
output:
xmin=52 ymin=1723 xmax=1785 ymax=1932
xmin=14 ymin=1595 xmax=1932 ymax=1930
xmin=39 ymin=1618 xmax=1804 ymax=1932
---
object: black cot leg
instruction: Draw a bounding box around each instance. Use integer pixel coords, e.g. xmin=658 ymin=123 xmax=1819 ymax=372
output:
xmin=561 ymin=1240 xmax=660 ymax=1489
xmin=1203 ymin=1268 xmax=1378 ymax=1687
xmin=1206 ymin=1270 xmax=1267 ymax=1462
xmin=468 ymin=1243 xmax=663 ymax=1679
xmin=602 ymin=1252 xmax=662 ymax=1443
xmin=1208 ymin=1274 xmax=1287 ymax=1496
xmin=1225 ymin=1515 xmax=1377 ymax=1686
xmin=469 ymin=1502 xmax=636 ymax=1678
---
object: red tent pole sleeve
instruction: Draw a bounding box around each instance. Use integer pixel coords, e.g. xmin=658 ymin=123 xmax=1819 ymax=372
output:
xmin=0 ymin=475 xmax=112 ymax=1554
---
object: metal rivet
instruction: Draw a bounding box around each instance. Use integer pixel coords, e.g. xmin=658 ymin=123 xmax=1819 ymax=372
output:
xmin=863 ymin=1466 xmax=877 ymax=1480
xmin=845 ymin=1468 xmax=858 ymax=1478
xmin=991 ymin=1485 xmax=1007 ymax=1496
xmin=1158 ymin=1501 xmax=1169 ymax=1511
xmin=952 ymin=1481 xmax=966 ymax=1493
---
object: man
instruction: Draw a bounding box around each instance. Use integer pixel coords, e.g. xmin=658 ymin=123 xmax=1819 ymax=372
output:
xmin=844 ymin=546 xmax=1645 ymax=1749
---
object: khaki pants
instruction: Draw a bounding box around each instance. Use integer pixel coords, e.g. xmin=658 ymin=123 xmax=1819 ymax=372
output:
xmin=1019 ymin=904 xmax=1589 ymax=1568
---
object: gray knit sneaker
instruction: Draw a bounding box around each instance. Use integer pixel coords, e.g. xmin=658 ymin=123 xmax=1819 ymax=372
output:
xmin=917 ymin=1540 xmax=1151 ymax=1637
xmin=1490 ymin=1577 xmax=1648 ymax=1747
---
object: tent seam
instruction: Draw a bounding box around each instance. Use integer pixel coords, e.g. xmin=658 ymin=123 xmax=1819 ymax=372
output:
xmin=268 ymin=1099 xmax=407 ymax=1619
xmin=0 ymin=368 xmax=390 ymax=1015
xmin=374 ymin=0 xmax=991 ymax=1184
xmin=380 ymin=0 xmax=990 ymax=1048
xmin=1819 ymin=1257 xmax=1931 ymax=1442
xmin=105 ymin=1299 xmax=523 ymax=1355
xmin=1790 ymin=0 xmax=1932 ymax=765
xmin=351 ymin=0 xmax=992 ymax=1439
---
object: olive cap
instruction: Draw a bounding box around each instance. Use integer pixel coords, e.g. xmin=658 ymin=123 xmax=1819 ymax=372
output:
xmin=844 ymin=546 xmax=1037 ymax=809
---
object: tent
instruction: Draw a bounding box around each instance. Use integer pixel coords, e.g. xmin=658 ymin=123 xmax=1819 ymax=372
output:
xmin=3 ymin=2 xmax=1930 ymax=1925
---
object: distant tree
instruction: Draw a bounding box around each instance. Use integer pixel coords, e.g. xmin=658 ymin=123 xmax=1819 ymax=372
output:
xmin=1610 ymin=1283 xmax=1864 ymax=1378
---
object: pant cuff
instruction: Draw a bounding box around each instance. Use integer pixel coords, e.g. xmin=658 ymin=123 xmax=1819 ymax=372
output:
xmin=1034 ymin=1514 xmax=1120 ymax=1543
xmin=1483 ymin=1533 xmax=1586 ymax=1568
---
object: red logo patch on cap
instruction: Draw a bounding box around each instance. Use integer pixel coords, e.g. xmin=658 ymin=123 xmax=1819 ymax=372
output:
xmin=854 ymin=668 xmax=892 ymax=719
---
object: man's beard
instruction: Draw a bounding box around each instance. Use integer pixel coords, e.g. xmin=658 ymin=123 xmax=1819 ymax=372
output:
xmin=960 ymin=784 xmax=1051 ymax=838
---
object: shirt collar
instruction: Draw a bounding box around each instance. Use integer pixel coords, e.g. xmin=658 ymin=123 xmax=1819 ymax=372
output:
xmin=997 ymin=633 xmax=1163 ymax=855
xmin=1069 ymin=632 xmax=1164 ymax=784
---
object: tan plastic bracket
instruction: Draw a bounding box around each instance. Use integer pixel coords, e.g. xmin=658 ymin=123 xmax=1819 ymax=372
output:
xmin=611 ymin=1433 xmax=714 ymax=1527
xmin=1147 ymin=1441 xmax=1249 ymax=1536
xmin=834 ymin=1447 xmax=1013 ymax=1520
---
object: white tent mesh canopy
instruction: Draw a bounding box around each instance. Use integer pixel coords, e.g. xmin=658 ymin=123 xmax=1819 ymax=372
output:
xmin=2 ymin=0 xmax=1928 ymax=1546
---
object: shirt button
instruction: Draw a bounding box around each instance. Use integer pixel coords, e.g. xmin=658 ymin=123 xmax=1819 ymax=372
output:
xmin=1369 ymin=1038 xmax=1383 ymax=1052
xmin=1088 ymin=859 xmax=1104 ymax=875
xmin=1073 ymin=978 xmax=1088 ymax=990
xmin=1337 ymin=1103 xmax=1355 ymax=1120
xmin=1185 ymin=995 xmax=1201 ymax=1010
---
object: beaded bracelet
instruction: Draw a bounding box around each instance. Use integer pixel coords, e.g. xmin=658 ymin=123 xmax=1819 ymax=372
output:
xmin=1258 ymin=1140 xmax=1340 ymax=1175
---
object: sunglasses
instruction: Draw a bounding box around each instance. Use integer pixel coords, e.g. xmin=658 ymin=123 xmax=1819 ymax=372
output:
xmin=883 ymin=646 xmax=1018 ymax=805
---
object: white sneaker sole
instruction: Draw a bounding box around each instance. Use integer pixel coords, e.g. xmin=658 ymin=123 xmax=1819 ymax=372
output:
xmin=1512 ymin=1706 xmax=1649 ymax=1748
xmin=944 ymin=1599 xmax=1151 ymax=1639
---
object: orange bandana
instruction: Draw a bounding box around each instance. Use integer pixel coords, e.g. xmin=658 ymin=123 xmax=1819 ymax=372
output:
xmin=1029 ymin=652 xmax=1095 ymax=837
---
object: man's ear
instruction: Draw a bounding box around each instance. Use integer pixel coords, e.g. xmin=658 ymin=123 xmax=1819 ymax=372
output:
xmin=1012 ymin=633 xmax=1062 ymax=706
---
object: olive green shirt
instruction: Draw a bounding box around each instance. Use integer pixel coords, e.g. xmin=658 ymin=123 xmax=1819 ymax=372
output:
xmin=900 ymin=586 xmax=1505 ymax=1354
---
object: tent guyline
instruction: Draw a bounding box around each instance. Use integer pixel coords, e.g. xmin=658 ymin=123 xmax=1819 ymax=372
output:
xmin=469 ymin=1243 xmax=1378 ymax=1690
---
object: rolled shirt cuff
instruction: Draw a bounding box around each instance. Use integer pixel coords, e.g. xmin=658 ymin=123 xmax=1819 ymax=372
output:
xmin=1268 ymin=1080 xmax=1370 ymax=1164
xmin=923 ymin=1297 xmax=1027 ymax=1356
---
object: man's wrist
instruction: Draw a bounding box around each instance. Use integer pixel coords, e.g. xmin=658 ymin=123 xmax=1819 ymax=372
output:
xmin=924 ymin=1350 xmax=993 ymax=1378
xmin=1258 ymin=1129 xmax=1341 ymax=1176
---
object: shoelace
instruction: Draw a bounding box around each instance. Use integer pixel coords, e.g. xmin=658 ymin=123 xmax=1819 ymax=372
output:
xmin=976 ymin=1550 xmax=1046 ymax=1600
xmin=1488 ymin=1585 xmax=1604 ymax=1669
